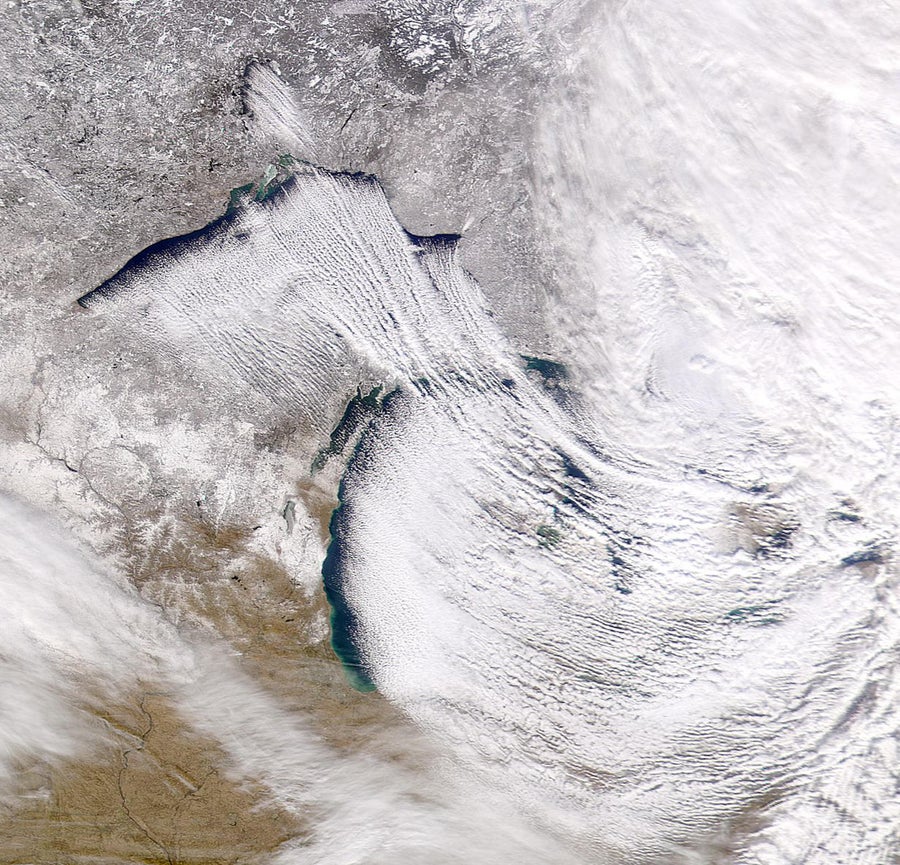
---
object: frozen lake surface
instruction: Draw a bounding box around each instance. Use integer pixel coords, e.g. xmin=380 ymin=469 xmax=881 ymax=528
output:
xmin=1 ymin=0 xmax=898 ymax=862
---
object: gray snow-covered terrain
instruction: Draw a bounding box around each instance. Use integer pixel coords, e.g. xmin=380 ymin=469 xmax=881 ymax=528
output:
xmin=1 ymin=1 xmax=898 ymax=864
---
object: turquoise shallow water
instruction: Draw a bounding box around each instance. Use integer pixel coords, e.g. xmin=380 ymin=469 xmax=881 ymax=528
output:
xmin=321 ymin=485 xmax=377 ymax=693
xmin=318 ymin=387 xmax=396 ymax=693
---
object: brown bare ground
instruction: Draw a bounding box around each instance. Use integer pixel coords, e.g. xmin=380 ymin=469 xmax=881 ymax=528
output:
xmin=0 ymin=693 xmax=303 ymax=865
xmin=0 ymin=499 xmax=417 ymax=862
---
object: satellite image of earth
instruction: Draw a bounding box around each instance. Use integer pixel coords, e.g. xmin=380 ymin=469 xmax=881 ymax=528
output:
xmin=0 ymin=1 xmax=898 ymax=863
